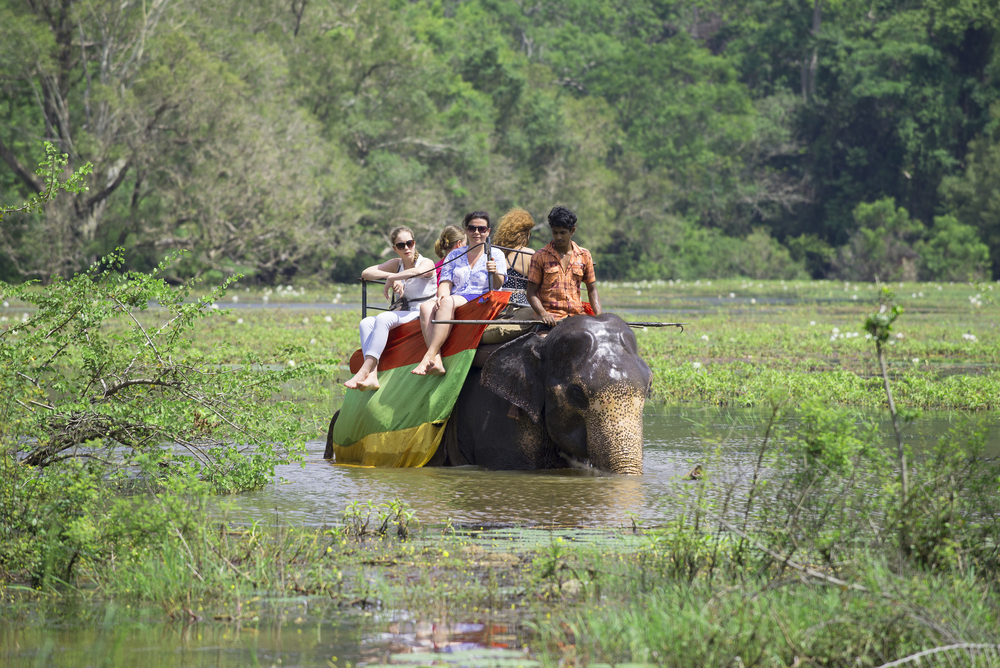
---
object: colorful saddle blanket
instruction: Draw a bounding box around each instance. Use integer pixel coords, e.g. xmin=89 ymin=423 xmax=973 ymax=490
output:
xmin=331 ymin=291 xmax=511 ymax=467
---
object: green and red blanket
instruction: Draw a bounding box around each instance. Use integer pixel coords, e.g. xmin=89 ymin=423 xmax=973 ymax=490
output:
xmin=330 ymin=291 xmax=510 ymax=467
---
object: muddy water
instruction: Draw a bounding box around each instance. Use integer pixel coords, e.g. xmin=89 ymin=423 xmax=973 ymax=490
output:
xmin=227 ymin=406 xmax=999 ymax=529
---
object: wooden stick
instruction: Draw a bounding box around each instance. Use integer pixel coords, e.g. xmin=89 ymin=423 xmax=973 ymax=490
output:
xmin=432 ymin=319 xmax=686 ymax=329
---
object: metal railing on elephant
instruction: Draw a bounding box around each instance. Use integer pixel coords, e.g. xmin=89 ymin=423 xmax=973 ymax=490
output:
xmin=358 ymin=242 xmax=534 ymax=319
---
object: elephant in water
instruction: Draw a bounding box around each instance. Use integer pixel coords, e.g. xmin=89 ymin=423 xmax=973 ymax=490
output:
xmin=325 ymin=314 xmax=651 ymax=474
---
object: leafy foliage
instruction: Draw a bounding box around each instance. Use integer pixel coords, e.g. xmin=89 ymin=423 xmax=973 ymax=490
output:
xmin=0 ymin=250 xmax=314 ymax=492
xmin=0 ymin=0 xmax=999 ymax=281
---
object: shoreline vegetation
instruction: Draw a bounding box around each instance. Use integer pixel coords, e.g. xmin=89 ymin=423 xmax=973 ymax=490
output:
xmin=5 ymin=275 xmax=994 ymax=411
xmin=3 ymin=267 xmax=1000 ymax=666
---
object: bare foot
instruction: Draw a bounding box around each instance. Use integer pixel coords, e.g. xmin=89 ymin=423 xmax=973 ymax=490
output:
xmin=426 ymin=358 xmax=446 ymax=376
xmin=412 ymin=358 xmax=432 ymax=375
xmin=356 ymin=373 xmax=380 ymax=391
xmin=344 ymin=372 xmax=368 ymax=389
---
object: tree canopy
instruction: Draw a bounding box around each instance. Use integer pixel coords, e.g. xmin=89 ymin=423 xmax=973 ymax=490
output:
xmin=1 ymin=0 xmax=998 ymax=282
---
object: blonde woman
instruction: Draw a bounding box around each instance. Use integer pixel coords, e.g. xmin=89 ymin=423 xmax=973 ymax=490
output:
xmin=345 ymin=226 xmax=436 ymax=391
xmin=433 ymin=225 xmax=466 ymax=283
xmin=493 ymin=208 xmax=536 ymax=307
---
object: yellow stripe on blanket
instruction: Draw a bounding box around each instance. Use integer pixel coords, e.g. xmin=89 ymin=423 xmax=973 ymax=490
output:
xmin=331 ymin=420 xmax=447 ymax=468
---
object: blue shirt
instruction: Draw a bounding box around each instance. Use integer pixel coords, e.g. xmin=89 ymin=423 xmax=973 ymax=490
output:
xmin=439 ymin=246 xmax=508 ymax=298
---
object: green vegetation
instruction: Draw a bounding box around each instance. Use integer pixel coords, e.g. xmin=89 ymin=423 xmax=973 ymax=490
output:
xmin=3 ymin=246 xmax=1000 ymax=665
xmin=2 ymin=0 xmax=1000 ymax=283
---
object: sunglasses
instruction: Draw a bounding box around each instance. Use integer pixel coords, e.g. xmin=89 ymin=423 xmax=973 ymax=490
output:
xmin=466 ymin=225 xmax=489 ymax=234
xmin=394 ymin=239 xmax=415 ymax=250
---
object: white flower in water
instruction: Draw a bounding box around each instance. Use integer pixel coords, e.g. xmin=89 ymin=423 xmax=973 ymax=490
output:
xmin=1 ymin=301 xmax=7 ymax=308
xmin=636 ymin=290 xmax=642 ymax=296
xmin=912 ymin=293 xmax=917 ymax=298
xmin=210 ymin=303 xmax=219 ymax=309
xmin=706 ymin=281 xmax=712 ymax=285
xmin=729 ymin=292 xmax=736 ymax=298
xmin=236 ymin=318 xmax=244 ymax=324
xmin=310 ymin=338 xmax=317 ymax=345
xmin=750 ymin=298 xmax=757 ymax=304
xmin=851 ymin=295 xmax=858 ymax=300
xmin=810 ymin=321 xmax=816 ymax=326
xmin=287 ymin=360 xmax=296 ymax=367
xmin=918 ymin=292 xmax=924 ymax=297
xmin=937 ymin=285 xmax=942 ymax=291
xmin=691 ymin=362 xmax=702 ymax=369
xmin=758 ymin=283 xmax=763 ymax=288
xmin=896 ymin=333 xmax=904 ymax=339
xmin=325 ymin=315 xmax=333 ymax=323
xmin=263 ymin=295 xmax=269 ymax=303
xmin=232 ymin=295 xmax=239 ymax=302
xmin=700 ymin=334 xmax=709 ymax=341
xmin=783 ymin=285 xmax=788 ymax=291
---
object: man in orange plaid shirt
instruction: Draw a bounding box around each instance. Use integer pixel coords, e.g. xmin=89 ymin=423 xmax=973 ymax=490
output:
xmin=525 ymin=206 xmax=602 ymax=327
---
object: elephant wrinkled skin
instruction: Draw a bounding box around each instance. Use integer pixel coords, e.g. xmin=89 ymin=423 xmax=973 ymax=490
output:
xmin=325 ymin=314 xmax=652 ymax=474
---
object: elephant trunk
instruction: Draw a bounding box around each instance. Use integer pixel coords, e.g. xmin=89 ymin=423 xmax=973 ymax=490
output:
xmin=583 ymin=383 xmax=645 ymax=475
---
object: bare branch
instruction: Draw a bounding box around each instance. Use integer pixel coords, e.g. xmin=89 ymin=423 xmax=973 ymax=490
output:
xmin=0 ymin=135 xmax=45 ymax=194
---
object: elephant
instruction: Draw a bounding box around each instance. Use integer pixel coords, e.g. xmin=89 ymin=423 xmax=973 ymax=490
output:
xmin=325 ymin=313 xmax=651 ymax=474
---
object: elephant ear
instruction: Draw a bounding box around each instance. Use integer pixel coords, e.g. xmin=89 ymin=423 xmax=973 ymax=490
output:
xmin=480 ymin=333 xmax=545 ymax=423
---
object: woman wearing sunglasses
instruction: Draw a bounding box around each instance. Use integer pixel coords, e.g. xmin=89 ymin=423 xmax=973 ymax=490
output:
xmin=345 ymin=226 xmax=436 ymax=391
xmin=413 ymin=211 xmax=507 ymax=376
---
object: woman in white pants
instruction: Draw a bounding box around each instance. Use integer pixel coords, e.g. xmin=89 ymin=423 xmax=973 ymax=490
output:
xmin=344 ymin=226 xmax=436 ymax=391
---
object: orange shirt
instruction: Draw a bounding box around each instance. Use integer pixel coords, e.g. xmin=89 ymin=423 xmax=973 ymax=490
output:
xmin=526 ymin=240 xmax=597 ymax=319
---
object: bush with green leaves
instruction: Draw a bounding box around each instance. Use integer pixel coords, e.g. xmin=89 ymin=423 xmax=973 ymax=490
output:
xmin=0 ymin=249 xmax=315 ymax=492
xmin=833 ymin=198 xmax=925 ymax=281
xmin=917 ymin=214 xmax=992 ymax=281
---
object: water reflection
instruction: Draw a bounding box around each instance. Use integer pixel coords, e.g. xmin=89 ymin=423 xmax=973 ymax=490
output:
xmin=227 ymin=407 xmax=997 ymax=528
xmin=1 ymin=602 xmax=530 ymax=668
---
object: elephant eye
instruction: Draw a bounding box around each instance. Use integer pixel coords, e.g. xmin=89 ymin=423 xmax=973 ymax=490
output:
xmin=568 ymin=384 xmax=588 ymax=409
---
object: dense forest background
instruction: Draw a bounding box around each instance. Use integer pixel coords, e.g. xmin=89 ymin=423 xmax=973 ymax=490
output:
xmin=1 ymin=0 xmax=998 ymax=283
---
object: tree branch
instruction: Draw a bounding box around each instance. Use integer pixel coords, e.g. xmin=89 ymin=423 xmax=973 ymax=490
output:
xmin=0 ymin=135 xmax=45 ymax=194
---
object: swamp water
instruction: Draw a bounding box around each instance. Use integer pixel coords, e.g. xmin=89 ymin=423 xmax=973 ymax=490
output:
xmin=232 ymin=406 xmax=1000 ymax=528
xmin=3 ymin=407 xmax=997 ymax=667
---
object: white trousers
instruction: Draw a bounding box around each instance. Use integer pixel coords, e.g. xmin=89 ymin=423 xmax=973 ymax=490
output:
xmin=359 ymin=310 xmax=420 ymax=361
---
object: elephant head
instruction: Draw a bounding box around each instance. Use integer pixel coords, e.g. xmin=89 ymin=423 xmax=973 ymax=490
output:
xmin=480 ymin=314 xmax=651 ymax=474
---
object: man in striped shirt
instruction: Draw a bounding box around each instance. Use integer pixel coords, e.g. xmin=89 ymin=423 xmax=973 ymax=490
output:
xmin=525 ymin=206 xmax=602 ymax=327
